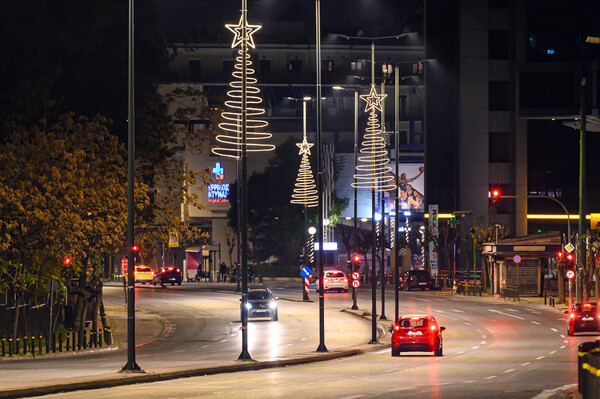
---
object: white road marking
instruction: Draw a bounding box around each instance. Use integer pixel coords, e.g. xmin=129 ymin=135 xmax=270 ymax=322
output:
xmin=301 ymin=338 xmax=307 ymax=341
xmin=536 ymin=356 xmax=545 ymax=360
xmin=504 ymin=369 xmax=515 ymax=373
xmin=458 ymin=351 xmax=465 ymax=354
xmin=488 ymin=309 xmax=525 ymax=320
xmin=476 ymin=329 xmax=482 ymax=333
xmin=560 ymin=335 xmax=566 ymax=338
xmin=220 ymin=339 xmax=227 ymax=342
xmin=531 ymin=321 xmax=541 ymax=325
xmin=286 ymin=343 xmax=294 ymax=346
xmin=521 ymin=362 xmax=531 ymax=367
xmin=464 ymin=380 xmax=476 ymax=384
xmin=482 ymin=335 xmax=487 ymax=339
xmin=506 ymin=308 xmax=519 ymax=312
xmin=414 ymin=298 xmax=428 ymax=302
xmin=564 ymin=340 xmax=569 ymax=343
xmin=339 ymin=395 xmax=365 ymax=399
xmin=463 ymin=322 xmax=472 ymax=326
xmin=377 ymin=349 xmax=391 ymax=354
xmin=485 ymin=376 xmax=497 ymax=380
xmin=452 ymin=309 xmax=465 ymax=313
xmin=472 ymin=346 xmax=480 ymax=349
xmin=551 ymin=328 xmax=558 ymax=332
xmin=560 ymin=345 xmax=566 ymax=349
xmin=548 ymin=351 xmax=556 ymax=355
xmin=201 ymin=345 xmax=210 ymax=348
xmin=481 ymin=341 xmax=486 ymax=345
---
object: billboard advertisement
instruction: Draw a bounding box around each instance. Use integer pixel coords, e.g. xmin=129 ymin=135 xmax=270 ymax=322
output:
xmin=385 ymin=163 xmax=424 ymax=214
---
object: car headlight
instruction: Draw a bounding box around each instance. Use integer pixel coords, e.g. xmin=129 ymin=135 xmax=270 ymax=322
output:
xmin=269 ymin=301 xmax=277 ymax=310
xmin=245 ymin=303 xmax=252 ymax=310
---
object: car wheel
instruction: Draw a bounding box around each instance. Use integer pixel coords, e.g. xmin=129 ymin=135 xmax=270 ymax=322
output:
xmin=178 ymin=282 xmax=181 ymax=286
xmin=152 ymin=280 xmax=156 ymax=286
xmin=420 ymin=287 xmax=425 ymax=291
xmin=391 ymin=347 xmax=400 ymax=357
xmin=435 ymin=344 xmax=443 ymax=356
xmin=272 ymin=311 xmax=278 ymax=321
xmin=344 ymin=289 xmax=349 ymax=293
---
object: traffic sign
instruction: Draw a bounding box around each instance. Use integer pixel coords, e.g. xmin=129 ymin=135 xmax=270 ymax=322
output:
xmin=566 ymin=270 xmax=575 ymax=279
xmin=352 ymin=279 xmax=361 ymax=288
xmin=400 ymin=248 xmax=407 ymax=256
xmin=565 ymin=243 xmax=575 ymax=253
xmin=513 ymin=255 xmax=521 ymax=264
xmin=351 ymin=272 xmax=360 ymax=280
xmin=301 ymin=266 xmax=312 ymax=278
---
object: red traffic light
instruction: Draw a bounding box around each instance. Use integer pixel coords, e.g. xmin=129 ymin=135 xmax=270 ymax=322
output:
xmin=353 ymin=254 xmax=360 ymax=264
xmin=131 ymin=245 xmax=139 ymax=252
xmin=566 ymin=253 xmax=573 ymax=261
xmin=491 ymin=188 xmax=501 ymax=199
xmin=557 ymin=252 xmax=563 ymax=258
xmin=63 ymin=257 xmax=72 ymax=265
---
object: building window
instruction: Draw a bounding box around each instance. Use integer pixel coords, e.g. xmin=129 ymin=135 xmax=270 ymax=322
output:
xmin=323 ymin=60 xmax=334 ymax=72
xmin=351 ymin=60 xmax=364 ymax=71
xmin=489 ymin=81 xmax=510 ymax=111
xmin=489 ymin=132 xmax=512 ymax=163
xmin=289 ymin=59 xmax=302 ymax=72
xmin=489 ymin=30 xmax=510 ymax=59
xmin=188 ymin=59 xmax=202 ymax=80
xmin=382 ymin=62 xmax=393 ymax=78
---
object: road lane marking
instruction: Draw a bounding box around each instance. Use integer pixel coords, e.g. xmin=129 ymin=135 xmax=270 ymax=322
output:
xmin=560 ymin=335 xmax=566 ymax=338
xmin=377 ymin=349 xmax=391 ymax=354
xmin=488 ymin=309 xmax=525 ymax=320
xmin=564 ymin=340 xmax=569 ymax=343
xmin=220 ymin=339 xmax=228 ymax=342
xmin=463 ymin=322 xmax=472 ymax=326
xmin=521 ymin=362 xmax=531 ymax=367
xmin=464 ymin=381 xmax=476 ymax=384
xmin=560 ymin=345 xmax=566 ymax=349
xmin=481 ymin=341 xmax=486 ymax=345
xmin=536 ymin=356 xmax=545 ymax=360
xmin=476 ymin=329 xmax=482 ymax=333
xmin=485 ymin=376 xmax=497 ymax=380
xmin=531 ymin=321 xmax=541 ymax=325
xmin=482 ymin=335 xmax=487 ymax=339
xmin=301 ymin=338 xmax=307 ymax=341
xmin=551 ymin=328 xmax=558 ymax=332
xmin=286 ymin=343 xmax=294 ymax=346
xmin=548 ymin=351 xmax=556 ymax=355
xmin=201 ymin=345 xmax=210 ymax=348
xmin=472 ymin=346 xmax=480 ymax=349
xmin=458 ymin=351 xmax=465 ymax=354
xmin=451 ymin=309 xmax=465 ymax=313
xmin=339 ymin=396 xmax=365 ymax=399
xmin=504 ymin=369 xmax=515 ymax=373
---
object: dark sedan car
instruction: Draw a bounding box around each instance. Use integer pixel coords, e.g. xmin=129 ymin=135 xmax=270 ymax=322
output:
xmin=153 ymin=266 xmax=182 ymax=286
xmin=400 ymin=270 xmax=435 ymax=290
xmin=566 ymin=302 xmax=599 ymax=336
xmin=242 ymin=288 xmax=278 ymax=321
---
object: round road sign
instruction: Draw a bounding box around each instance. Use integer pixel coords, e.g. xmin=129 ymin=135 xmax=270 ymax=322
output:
xmin=400 ymin=248 xmax=407 ymax=256
xmin=513 ymin=255 xmax=521 ymax=264
xmin=352 ymin=279 xmax=361 ymax=288
xmin=301 ymin=266 xmax=312 ymax=278
xmin=566 ymin=270 xmax=575 ymax=279
xmin=351 ymin=272 xmax=360 ymax=280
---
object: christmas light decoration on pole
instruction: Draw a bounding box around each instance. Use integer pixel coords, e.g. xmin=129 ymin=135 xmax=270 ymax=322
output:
xmin=212 ymin=0 xmax=274 ymax=362
xmin=291 ymin=100 xmax=318 ymax=207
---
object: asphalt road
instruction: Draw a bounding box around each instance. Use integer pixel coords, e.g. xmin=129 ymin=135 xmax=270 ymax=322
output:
xmin=26 ymin=284 xmax=587 ymax=399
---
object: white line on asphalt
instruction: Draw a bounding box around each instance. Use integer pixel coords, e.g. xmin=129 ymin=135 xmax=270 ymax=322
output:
xmin=482 ymin=335 xmax=487 ymax=339
xmin=220 ymin=339 xmax=227 ymax=342
xmin=464 ymin=381 xmax=476 ymax=384
xmin=458 ymin=351 xmax=465 ymax=354
xmin=560 ymin=345 xmax=566 ymax=349
xmin=472 ymin=346 xmax=480 ymax=349
xmin=451 ymin=309 xmax=465 ymax=313
xmin=504 ymin=369 xmax=515 ymax=373
xmin=548 ymin=351 xmax=556 ymax=355
xmin=201 ymin=345 xmax=210 ymax=348
xmin=506 ymin=308 xmax=518 ymax=312
xmin=564 ymin=340 xmax=569 ymax=343
xmin=339 ymin=395 xmax=365 ymax=399
xmin=481 ymin=341 xmax=486 ymax=345
xmin=463 ymin=322 xmax=472 ymax=326
xmin=531 ymin=321 xmax=541 ymax=325
xmin=536 ymin=356 xmax=545 ymax=360
xmin=286 ymin=343 xmax=294 ymax=346
xmin=521 ymin=362 xmax=531 ymax=367
xmin=551 ymin=328 xmax=558 ymax=332
xmin=301 ymin=338 xmax=307 ymax=341
xmin=376 ymin=349 xmax=391 ymax=354
xmin=485 ymin=376 xmax=497 ymax=380
xmin=414 ymin=298 xmax=428 ymax=302
xmin=560 ymin=335 xmax=566 ymax=338
xmin=477 ymin=329 xmax=482 ymax=333
xmin=488 ymin=309 xmax=525 ymax=320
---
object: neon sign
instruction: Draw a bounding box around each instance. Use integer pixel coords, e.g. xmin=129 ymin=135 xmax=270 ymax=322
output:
xmin=208 ymin=183 xmax=230 ymax=203
xmin=213 ymin=162 xmax=224 ymax=180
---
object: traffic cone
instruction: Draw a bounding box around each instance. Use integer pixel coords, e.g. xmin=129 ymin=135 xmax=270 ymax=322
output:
xmin=452 ymin=280 xmax=457 ymax=294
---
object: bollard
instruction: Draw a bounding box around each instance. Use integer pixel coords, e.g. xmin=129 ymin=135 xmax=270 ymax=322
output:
xmin=58 ymin=333 xmax=63 ymax=352
xmin=83 ymin=330 xmax=87 ymax=349
xmin=99 ymin=329 xmax=103 ymax=347
xmin=66 ymin=334 xmax=70 ymax=351
xmin=73 ymin=331 xmax=77 ymax=351
xmin=544 ymin=291 xmax=547 ymax=305
xmin=23 ymin=336 xmax=27 ymax=354
xmin=52 ymin=333 xmax=56 ymax=353
xmin=16 ymin=338 xmax=20 ymax=355
xmin=105 ymin=327 xmax=112 ymax=345
xmin=78 ymin=330 xmax=82 ymax=351
xmin=38 ymin=336 xmax=42 ymax=355
xmin=578 ymin=341 xmax=600 ymax=393
xmin=9 ymin=338 xmax=12 ymax=357
xmin=582 ymin=350 xmax=600 ymax=398
xmin=30 ymin=337 xmax=34 ymax=358
xmin=1 ymin=338 xmax=5 ymax=357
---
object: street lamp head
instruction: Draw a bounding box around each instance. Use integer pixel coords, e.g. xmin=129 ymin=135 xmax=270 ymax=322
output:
xmin=308 ymin=226 xmax=317 ymax=235
xmin=303 ymin=96 xmax=312 ymax=101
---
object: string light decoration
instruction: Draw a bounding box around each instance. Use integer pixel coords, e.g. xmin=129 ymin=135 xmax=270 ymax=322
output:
xmin=352 ymin=85 xmax=396 ymax=192
xmin=291 ymin=136 xmax=318 ymax=207
xmin=211 ymin=13 xmax=275 ymax=158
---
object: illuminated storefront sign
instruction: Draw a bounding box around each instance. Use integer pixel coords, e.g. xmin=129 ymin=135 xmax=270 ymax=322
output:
xmin=208 ymin=162 xmax=229 ymax=203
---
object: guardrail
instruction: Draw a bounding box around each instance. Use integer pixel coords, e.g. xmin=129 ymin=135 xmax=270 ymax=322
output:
xmin=579 ymin=340 xmax=600 ymax=398
xmin=500 ymin=285 xmax=520 ymax=302
xmin=1 ymin=327 xmax=112 ymax=358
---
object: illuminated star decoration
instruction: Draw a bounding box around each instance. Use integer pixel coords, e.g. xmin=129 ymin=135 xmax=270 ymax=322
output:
xmin=360 ymin=84 xmax=387 ymax=113
xmin=225 ymin=14 xmax=262 ymax=49
xmin=296 ymin=136 xmax=314 ymax=156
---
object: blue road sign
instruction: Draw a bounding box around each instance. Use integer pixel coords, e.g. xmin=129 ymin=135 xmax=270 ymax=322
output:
xmin=301 ymin=266 xmax=312 ymax=278
xmin=513 ymin=255 xmax=521 ymax=264
xmin=400 ymin=248 xmax=407 ymax=256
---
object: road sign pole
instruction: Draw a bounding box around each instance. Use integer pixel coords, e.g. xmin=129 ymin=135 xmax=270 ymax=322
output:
xmin=351 ymin=271 xmax=360 ymax=310
xmin=303 ymin=278 xmax=310 ymax=301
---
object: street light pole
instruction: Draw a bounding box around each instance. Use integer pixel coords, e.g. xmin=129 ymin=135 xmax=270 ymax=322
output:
xmin=122 ymin=0 xmax=141 ymax=373
xmin=353 ymin=90 xmax=359 ymax=311
xmin=577 ymin=77 xmax=587 ymax=303
xmin=394 ymin=66 xmax=400 ymax=323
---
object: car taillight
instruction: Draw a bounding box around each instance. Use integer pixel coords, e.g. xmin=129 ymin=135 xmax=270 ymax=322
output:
xmin=343 ymin=278 xmax=348 ymax=283
xmin=430 ymin=325 xmax=437 ymax=331
xmin=176 ymin=268 xmax=180 ymax=273
xmin=570 ymin=313 xmax=576 ymax=319
xmin=152 ymin=271 xmax=155 ymax=276
xmin=168 ymin=267 xmax=174 ymax=271
xmin=324 ymin=278 xmax=329 ymax=283
xmin=393 ymin=325 xmax=400 ymax=331
xmin=161 ymin=268 xmax=165 ymax=273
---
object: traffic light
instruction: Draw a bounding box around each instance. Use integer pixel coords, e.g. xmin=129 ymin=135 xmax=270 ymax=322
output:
xmin=353 ymin=254 xmax=360 ymax=270
xmin=557 ymin=252 xmax=563 ymax=259
xmin=63 ymin=257 xmax=72 ymax=265
xmin=132 ymin=245 xmax=139 ymax=262
xmin=489 ymin=187 xmax=501 ymax=202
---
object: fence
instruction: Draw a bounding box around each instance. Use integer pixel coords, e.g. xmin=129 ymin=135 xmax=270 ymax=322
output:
xmin=1 ymin=327 xmax=112 ymax=358
xmin=578 ymin=340 xmax=600 ymax=398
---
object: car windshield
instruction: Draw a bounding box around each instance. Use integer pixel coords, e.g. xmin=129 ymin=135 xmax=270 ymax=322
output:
xmin=400 ymin=318 xmax=429 ymax=328
xmin=137 ymin=267 xmax=151 ymax=272
xmin=248 ymin=291 xmax=272 ymax=300
xmin=574 ymin=304 xmax=597 ymax=312
xmin=326 ymin=271 xmax=345 ymax=278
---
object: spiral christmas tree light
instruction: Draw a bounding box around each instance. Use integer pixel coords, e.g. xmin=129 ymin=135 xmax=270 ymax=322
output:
xmin=291 ymin=136 xmax=319 ymax=207
xmin=352 ymin=85 xmax=395 ymax=192
xmin=212 ymin=13 xmax=275 ymax=158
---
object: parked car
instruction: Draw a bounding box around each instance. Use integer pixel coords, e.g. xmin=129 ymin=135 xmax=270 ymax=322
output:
xmin=390 ymin=314 xmax=445 ymax=356
xmin=133 ymin=265 xmax=154 ymax=284
xmin=400 ymin=269 xmax=435 ymax=290
xmin=153 ymin=266 xmax=182 ymax=286
xmin=243 ymin=288 xmax=279 ymax=321
xmin=314 ymin=270 xmax=349 ymax=293
xmin=565 ymin=302 xmax=600 ymax=336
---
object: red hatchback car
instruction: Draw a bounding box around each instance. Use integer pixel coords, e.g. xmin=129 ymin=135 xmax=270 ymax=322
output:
xmin=391 ymin=314 xmax=445 ymax=356
xmin=565 ymin=302 xmax=600 ymax=336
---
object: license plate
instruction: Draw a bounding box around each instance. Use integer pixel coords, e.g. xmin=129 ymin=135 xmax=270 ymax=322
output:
xmin=407 ymin=331 xmax=423 ymax=336
xmin=419 ymin=282 xmax=427 ymax=285
xmin=582 ymin=316 xmax=594 ymax=321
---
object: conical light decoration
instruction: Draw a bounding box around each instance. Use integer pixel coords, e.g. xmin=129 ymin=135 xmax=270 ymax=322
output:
xmin=212 ymin=13 xmax=275 ymax=158
xmin=352 ymin=85 xmax=396 ymax=192
xmin=291 ymin=136 xmax=319 ymax=207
